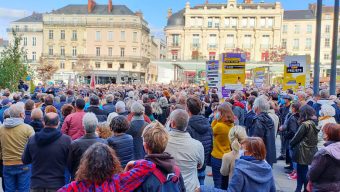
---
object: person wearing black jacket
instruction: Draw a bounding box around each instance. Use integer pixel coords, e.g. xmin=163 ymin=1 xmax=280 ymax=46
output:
xmin=22 ymin=112 xmax=71 ymax=191
xmin=280 ymin=102 xmax=301 ymax=172
xmin=85 ymin=95 xmax=108 ymax=122
xmin=251 ymin=96 xmax=277 ymax=167
xmin=244 ymin=96 xmax=256 ymax=135
xmin=67 ymin=113 xmax=106 ymax=180
xmin=278 ymin=95 xmax=292 ymax=160
xmin=186 ymin=97 xmax=212 ymax=185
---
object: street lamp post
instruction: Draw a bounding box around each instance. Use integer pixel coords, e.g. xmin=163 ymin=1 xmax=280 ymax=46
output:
xmin=313 ymin=0 xmax=323 ymax=95
xmin=330 ymin=0 xmax=339 ymax=95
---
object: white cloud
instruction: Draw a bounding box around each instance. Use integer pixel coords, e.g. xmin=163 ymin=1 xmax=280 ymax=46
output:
xmin=0 ymin=7 xmax=30 ymax=20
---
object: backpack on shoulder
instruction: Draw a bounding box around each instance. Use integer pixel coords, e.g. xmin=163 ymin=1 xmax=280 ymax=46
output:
xmin=152 ymin=166 xmax=183 ymax=192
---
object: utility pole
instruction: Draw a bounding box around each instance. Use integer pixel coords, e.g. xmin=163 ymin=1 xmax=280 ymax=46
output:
xmin=313 ymin=0 xmax=323 ymax=95
xmin=330 ymin=0 xmax=339 ymax=95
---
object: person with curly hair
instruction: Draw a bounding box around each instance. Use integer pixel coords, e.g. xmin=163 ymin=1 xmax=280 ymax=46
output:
xmin=58 ymin=143 xmax=156 ymax=191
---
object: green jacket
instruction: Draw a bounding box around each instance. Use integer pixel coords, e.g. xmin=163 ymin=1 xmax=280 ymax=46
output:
xmin=290 ymin=120 xmax=319 ymax=165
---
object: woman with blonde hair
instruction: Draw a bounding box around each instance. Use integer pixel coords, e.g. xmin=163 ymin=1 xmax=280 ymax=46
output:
xmin=44 ymin=105 xmax=58 ymax=114
xmin=211 ymin=102 xmax=235 ymax=189
xmin=96 ymin=122 xmax=113 ymax=139
xmin=220 ymin=125 xmax=248 ymax=189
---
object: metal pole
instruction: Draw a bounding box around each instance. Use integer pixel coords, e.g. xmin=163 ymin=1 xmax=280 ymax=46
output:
xmin=313 ymin=0 xmax=323 ymax=95
xmin=330 ymin=0 xmax=339 ymax=95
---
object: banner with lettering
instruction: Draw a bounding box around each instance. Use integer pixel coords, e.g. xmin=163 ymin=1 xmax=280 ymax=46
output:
xmin=283 ymin=55 xmax=309 ymax=91
xmin=221 ymin=53 xmax=246 ymax=98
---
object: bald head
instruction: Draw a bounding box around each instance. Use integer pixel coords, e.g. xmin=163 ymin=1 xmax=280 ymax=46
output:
xmin=44 ymin=112 xmax=59 ymax=128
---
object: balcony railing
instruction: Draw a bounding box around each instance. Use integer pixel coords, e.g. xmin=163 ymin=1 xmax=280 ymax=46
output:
xmin=170 ymin=43 xmax=180 ymax=48
xmin=191 ymin=43 xmax=200 ymax=49
xmin=207 ymin=44 xmax=218 ymax=49
xmin=44 ymin=21 xmax=147 ymax=31
xmin=7 ymin=28 xmax=43 ymax=32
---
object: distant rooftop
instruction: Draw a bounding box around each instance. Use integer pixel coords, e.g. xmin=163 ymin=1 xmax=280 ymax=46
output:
xmin=14 ymin=13 xmax=43 ymax=23
xmin=51 ymin=4 xmax=135 ymax=15
xmin=284 ymin=10 xmax=315 ymax=20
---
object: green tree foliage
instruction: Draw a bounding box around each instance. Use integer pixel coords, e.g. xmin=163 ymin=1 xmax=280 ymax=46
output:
xmin=0 ymin=30 xmax=30 ymax=91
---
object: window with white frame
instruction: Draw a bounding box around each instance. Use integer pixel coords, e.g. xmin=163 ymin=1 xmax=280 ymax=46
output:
xmin=49 ymin=46 xmax=53 ymax=55
xmin=72 ymin=30 xmax=77 ymax=40
xmin=95 ymin=62 xmax=101 ymax=68
xmin=325 ymin=25 xmax=331 ymax=33
xmin=242 ymin=17 xmax=248 ymax=28
xmin=108 ymin=31 xmax=113 ymax=41
xmin=120 ymin=31 xmax=125 ymax=41
xmin=49 ymin=30 xmax=54 ymax=40
xmin=294 ymin=25 xmax=300 ymax=34
xmin=307 ymin=25 xmax=312 ymax=34
xmin=267 ymin=17 xmax=274 ymax=27
xmin=226 ymin=34 xmax=234 ymax=48
xmin=96 ymin=31 xmax=101 ymax=41
xmin=96 ymin=47 xmax=100 ymax=56
xmin=208 ymin=17 xmax=213 ymax=28
xmin=23 ymin=37 xmax=27 ymax=46
xmin=324 ymin=53 xmax=330 ymax=60
xmin=262 ymin=35 xmax=270 ymax=48
xmin=32 ymin=52 xmax=36 ymax=61
xmin=60 ymin=46 xmax=65 ymax=56
xmin=224 ymin=17 xmax=230 ymax=27
xmin=192 ymin=34 xmax=200 ymax=47
xmin=325 ymin=38 xmax=330 ymax=48
xmin=282 ymin=25 xmax=288 ymax=33
xmin=32 ymin=37 xmax=36 ymax=46
xmin=260 ymin=17 xmax=266 ymax=27
xmin=108 ymin=47 xmax=113 ymax=56
xmin=120 ymin=48 xmax=125 ymax=57
xmin=133 ymin=32 xmax=138 ymax=42
xmin=249 ymin=17 xmax=255 ymax=28
xmin=231 ymin=17 xmax=237 ymax=28
xmin=61 ymin=30 xmax=65 ymax=40
xmin=72 ymin=46 xmax=77 ymax=57
xmin=60 ymin=61 xmax=65 ymax=69
xmin=282 ymin=39 xmax=287 ymax=49
xmin=209 ymin=34 xmax=217 ymax=48
xmin=306 ymin=38 xmax=312 ymax=49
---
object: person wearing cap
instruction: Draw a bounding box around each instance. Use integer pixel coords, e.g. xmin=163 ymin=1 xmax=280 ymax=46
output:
xmin=0 ymin=99 xmax=12 ymax=123
xmin=277 ymin=94 xmax=292 ymax=161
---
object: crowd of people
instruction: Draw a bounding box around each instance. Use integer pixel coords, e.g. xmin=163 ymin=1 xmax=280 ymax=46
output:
xmin=0 ymin=83 xmax=339 ymax=192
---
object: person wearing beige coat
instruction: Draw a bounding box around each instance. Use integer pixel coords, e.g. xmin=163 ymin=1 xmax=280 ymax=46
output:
xmin=220 ymin=125 xmax=248 ymax=189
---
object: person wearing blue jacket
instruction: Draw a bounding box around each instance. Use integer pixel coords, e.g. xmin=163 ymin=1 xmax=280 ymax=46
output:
xmin=199 ymin=137 xmax=276 ymax=192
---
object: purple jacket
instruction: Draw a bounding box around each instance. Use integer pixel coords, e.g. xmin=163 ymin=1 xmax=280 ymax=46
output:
xmin=308 ymin=141 xmax=340 ymax=192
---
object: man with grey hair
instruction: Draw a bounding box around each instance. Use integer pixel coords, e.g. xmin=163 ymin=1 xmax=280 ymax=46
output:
xmin=115 ymin=101 xmax=128 ymax=116
xmin=67 ymin=112 xmax=106 ymax=180
xmin=313 ymin=89 xmax=340 ymax=123
xmin=22 ymin=112 xmax=71 ymax=191
xmin=103 ymin=94 xmax=116 ymax=114
xmin=251 ymin=96 xmax=276 ymax=167
xmin=0 ymin=103 xmax=34 ymax=191
xmin=165 ymin=109 xmax=204 ymax=192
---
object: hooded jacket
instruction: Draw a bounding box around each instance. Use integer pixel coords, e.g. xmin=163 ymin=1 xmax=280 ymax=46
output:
xmin=187 ymin=115 xmax=213 ymax=168
xmin=22 ymin=128 xmax=71 ymax=189
xmin=29 ymin=119 xmax=44 ymax=132
xmin=250 ymin=112 xmax=277 ymax=165
xmin=308 ymin=141 xmax=340 ymax=192
xmin=135 ymin=153 xmax=186 ymax=192
xmin=225 ymin=157 xmax=275 ymax=192
xmin=290 ymin=120 xmax=319 ymax=165
xmin=0 ymin=118 xmax=34 ymax=165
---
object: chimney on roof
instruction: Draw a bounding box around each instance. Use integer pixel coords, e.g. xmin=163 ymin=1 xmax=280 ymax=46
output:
xmin=135 ymin=10 xmax=143 ymax=18
xmin=167 ymin=8 xmax=172 ymax=18
xmin=88 ymin=0 xmax=96 ymax=13
xmin=108 ymin=0 xmax=112 ymax=13
xmin=205 ymin=0 xmax=209 ymax=4
xmin=244 ymin=0 xmax=253 ymax=4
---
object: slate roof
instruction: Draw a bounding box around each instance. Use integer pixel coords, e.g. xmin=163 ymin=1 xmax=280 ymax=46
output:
xmin=14 ymin=13 xmax=43 ymax=23
xmin=166 ymin=9 xmax=185 ymax=27
xmin=51 ymin=4 xmax=135 ymax=15
xmin=284 ymin=10 xmax=315 ymax=20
